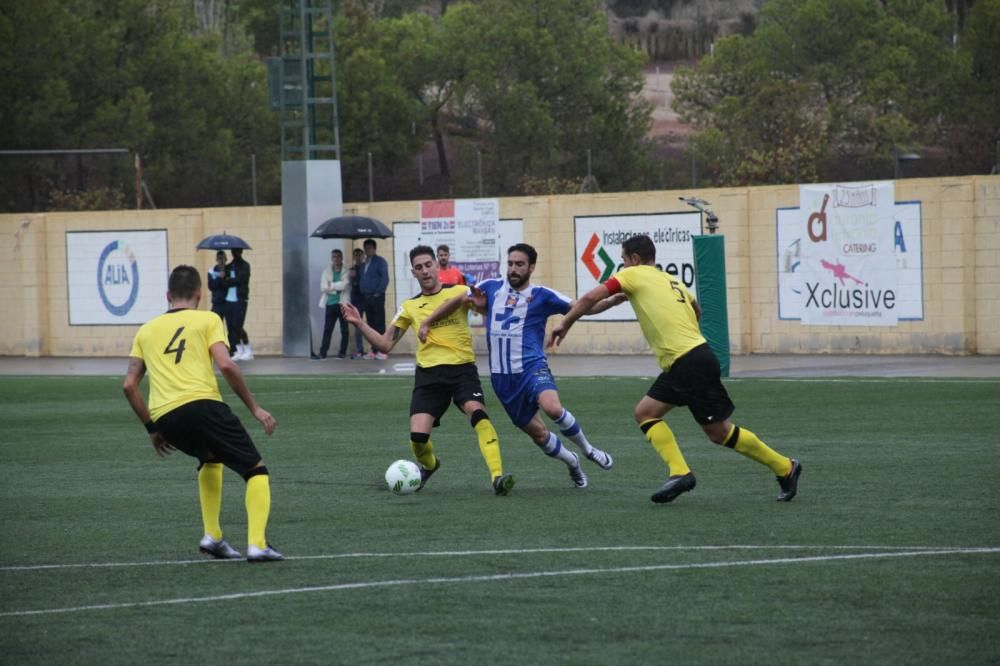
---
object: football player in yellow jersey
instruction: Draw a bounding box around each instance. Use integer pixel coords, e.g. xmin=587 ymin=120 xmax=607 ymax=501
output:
xmin=550 ymin=234 xmax=801 ymax=504
xmin=342 ymin=245 xmax=515 ymax=496
xmin=123 ymin=265 xmax=283 ymax=562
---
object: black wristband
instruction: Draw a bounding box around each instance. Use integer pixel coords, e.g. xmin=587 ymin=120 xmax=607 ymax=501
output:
xmin=144 ymin=421 xmax=157 ymax=434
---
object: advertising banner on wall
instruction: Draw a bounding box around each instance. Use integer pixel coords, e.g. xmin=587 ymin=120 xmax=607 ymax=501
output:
xmin=793 ymin=182 xmax=900 ymax=325
xmin=419 ymin=198 xmax=501 ymax=283
xmin=67 ymin=230 xmax=169 ymax=325
xmin=573 ymin=212 xmax=702 ymax=321
xmin=392 ymin=217 xmax=523 ymax=316
xmin=777 ymin=197 xmax=923 ymax=323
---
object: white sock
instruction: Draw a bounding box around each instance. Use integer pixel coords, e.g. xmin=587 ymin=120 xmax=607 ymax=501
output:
xmin=554 ymin=409 xmax=593 ymax=455
xmin=539 ymin=432 xmax=578 ymax=467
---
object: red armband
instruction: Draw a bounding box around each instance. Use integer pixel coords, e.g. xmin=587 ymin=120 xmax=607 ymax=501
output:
xmin=604 ymin=277 xmax=622 ymax=295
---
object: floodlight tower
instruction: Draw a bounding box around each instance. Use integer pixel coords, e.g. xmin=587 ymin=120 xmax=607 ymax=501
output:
xmin=275 ymin=0 xmax=340 ymax=161
xmin=273 ymin=0 xmax=345 ymax=357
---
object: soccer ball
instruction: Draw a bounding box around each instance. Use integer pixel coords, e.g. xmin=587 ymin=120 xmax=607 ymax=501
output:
xmin=385 ymin=459 xmax=422 ymax=495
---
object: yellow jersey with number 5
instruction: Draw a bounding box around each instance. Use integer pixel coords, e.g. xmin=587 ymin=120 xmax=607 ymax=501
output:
xmin=129 ymin=309 xmax=227 ymax=420
xmin=605 ymin=265 xmax=706 ymax=371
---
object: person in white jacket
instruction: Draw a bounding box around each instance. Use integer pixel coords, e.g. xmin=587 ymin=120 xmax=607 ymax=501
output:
xmin=315 ymin=249 xmax=351 ymax=359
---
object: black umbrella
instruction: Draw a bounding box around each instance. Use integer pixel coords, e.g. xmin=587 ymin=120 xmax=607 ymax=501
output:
xmin=197 ymin=233 xmax=252 ymax=250
xmin=311 ymin=215 xmax=393 ymax=239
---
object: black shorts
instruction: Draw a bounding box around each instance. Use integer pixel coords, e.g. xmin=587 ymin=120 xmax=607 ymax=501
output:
xmin=411 ymin=363 xmax=486 ymax=422
xmin=154 ymin=399 xmax=262 ymax=477
xmin=647 ymin=343 xmax=735 ymax=425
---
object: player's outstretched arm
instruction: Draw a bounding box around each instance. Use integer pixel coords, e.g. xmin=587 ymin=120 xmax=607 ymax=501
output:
xmin=418 ymin=292 xmax=469 ymax=343
xmin=341 ymin=302 xmax=403 ymax=353
xmin=548 ymin=283 xmax=611 ymax=348
xmin=582 ymin=292 xmax=628 ymax=316
xmin=211 ymin=343 xmax=276 ymax=436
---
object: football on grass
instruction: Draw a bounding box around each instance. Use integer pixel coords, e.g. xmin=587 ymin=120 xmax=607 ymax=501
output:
xmin=385 ymin=459 xmax=422 ymax=495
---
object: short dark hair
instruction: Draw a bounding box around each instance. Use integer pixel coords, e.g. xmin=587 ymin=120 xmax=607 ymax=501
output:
xmin=409 ymin=244 xmax=436 ymax=265
xmin=436 ymin=244 xmax=450 ymax=253
xmin=353 ymin=247 xmax=364 ymax=256
xmin=168 ymin=265 xmax=202 ymax=299
xmin=507 ymin=243 xmax=537 ymax=265
xmin=622 ymin=234 xmax=655 ymax=262
xmin=364 ymin=238 xmax=377 ymax=249
xmin=331 ymin=248 xmax=343 ymax=257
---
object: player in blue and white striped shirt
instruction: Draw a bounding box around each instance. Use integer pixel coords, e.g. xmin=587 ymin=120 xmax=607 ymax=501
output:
xmin=419 ymin=243 xmax=622 ymax=488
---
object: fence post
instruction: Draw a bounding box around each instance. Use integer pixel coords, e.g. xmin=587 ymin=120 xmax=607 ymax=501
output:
xmin=368 ymin=152 xmax=374 ymax=202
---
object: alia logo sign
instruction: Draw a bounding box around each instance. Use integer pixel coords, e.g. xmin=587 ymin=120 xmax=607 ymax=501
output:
xmin=97 ymin=240 xmax=140 ymax=316
xmin=67 ymin=230 xmax=169 ymax=325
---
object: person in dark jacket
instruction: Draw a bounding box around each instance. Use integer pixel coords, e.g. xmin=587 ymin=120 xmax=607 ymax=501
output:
xmin=227 ymin=248 xmax=253 ymax=361
xmin=358 ymin=239 xmax=389 ymax=359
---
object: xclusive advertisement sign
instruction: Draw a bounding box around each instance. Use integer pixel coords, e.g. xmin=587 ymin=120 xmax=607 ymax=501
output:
xmin=67 ymin=230 xmax=169 ymax=325
xmin=574 ymin=212 xmax=702 ymax=321
xmin=777 ymin=192 xmax=923 ymax=324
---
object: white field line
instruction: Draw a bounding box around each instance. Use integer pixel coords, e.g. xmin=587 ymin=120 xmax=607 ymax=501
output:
xmin=2 ymin=547 xmax=999 ymax=618
xmin=0 ymin=544 xmax=976 ymax=572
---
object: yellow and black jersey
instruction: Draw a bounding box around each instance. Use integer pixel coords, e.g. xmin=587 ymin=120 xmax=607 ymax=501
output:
xmin=129 ymin=308 xmax=227 ymax=420
xmin=391 ymin=285 xmax=474 ymax=368
xmin=605 ymin=265 xmax=706 ymax=371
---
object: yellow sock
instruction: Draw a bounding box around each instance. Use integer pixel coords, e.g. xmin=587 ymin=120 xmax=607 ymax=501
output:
xmin=409 ymin=438 xmax=438 ymax=471
xmin=473 ymin=418 xmax=504 ymax=480
xmin=198 ymin=463 xmax=223 ymax=540
xmin=640 ymin=419 xmax=691 ymax=476
xmin=245 ymin=473 xmax=271 ymax=550
xmin=724 ymin=425 xmax=792 ymax=476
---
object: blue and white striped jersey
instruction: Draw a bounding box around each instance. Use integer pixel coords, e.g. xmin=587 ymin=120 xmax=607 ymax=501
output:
xmin=478 ymin=278 xmax=572 ymax=375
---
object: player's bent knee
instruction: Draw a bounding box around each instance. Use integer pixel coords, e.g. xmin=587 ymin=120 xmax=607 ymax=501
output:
xmin=469 ymin=409 xmax=489 ymax=427
xmin=706 ymin=424 xmax=734 ymax=446
xmin=243 ymin=465 xmax=269 ymax=481
xmin=634 ymin=407 xmax=656 ymax=424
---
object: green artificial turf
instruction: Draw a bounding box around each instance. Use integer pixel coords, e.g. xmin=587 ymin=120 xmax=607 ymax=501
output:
xmin=1 ymin=374 xmax=998 ymax=664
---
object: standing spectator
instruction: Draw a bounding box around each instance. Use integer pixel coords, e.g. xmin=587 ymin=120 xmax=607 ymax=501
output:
xmin=122 ymin=265 xmax=282 ymax=562
xmin=549 ymin=234 xmax=802 ymax=504
xmin=359 ymin=238 xmax=389 ymax=360
xmin=436 ymin=244 xmax=465 ymax=285
xmin=207 ymin=251 xmax=230 ymax=325
xmin=348 ymin=247 xmax=367 ymax=359
xmin=227 ymin=248 xmax=253 ymax=361
xmin=315 ymin=249 xmax=350 ymax=360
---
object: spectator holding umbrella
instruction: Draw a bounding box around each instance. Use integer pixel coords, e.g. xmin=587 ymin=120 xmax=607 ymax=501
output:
xmin=196 ymin=234 xmax=253 ymax=360
xmin=309 ymin=217 xmax=394 ymax=361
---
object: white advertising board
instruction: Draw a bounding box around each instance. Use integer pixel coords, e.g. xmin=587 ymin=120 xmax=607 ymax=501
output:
xmin=777 ymin=200 xmax=923 ymax=322
xmin=573 ymin=212 xmax=702 ymax=321
xmin=392 ymin=218 xmax=523 ymax=315
xmin=67 ymin=230 xmax=169 ymax=325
